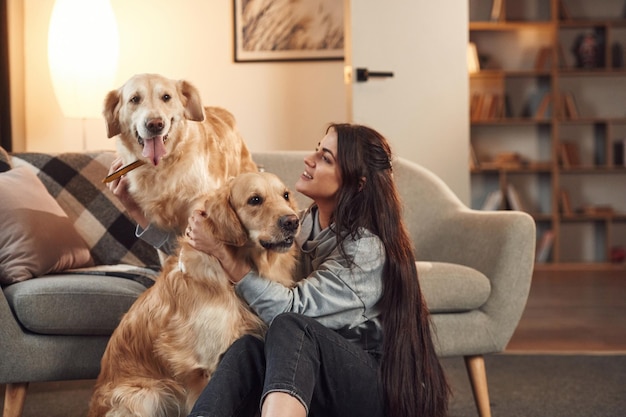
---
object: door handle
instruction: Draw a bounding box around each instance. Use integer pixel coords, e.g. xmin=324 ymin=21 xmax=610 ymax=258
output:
xmin=356 ymin=67 xmax=394 ymax=82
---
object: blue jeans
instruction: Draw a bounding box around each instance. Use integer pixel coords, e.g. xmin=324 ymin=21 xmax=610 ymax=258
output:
xmin=188 ymin=313 xmax=384 ymax=417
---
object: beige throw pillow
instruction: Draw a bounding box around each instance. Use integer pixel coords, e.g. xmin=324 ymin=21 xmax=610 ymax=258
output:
xmin=0 ymin=167 xmax=94 ymax=285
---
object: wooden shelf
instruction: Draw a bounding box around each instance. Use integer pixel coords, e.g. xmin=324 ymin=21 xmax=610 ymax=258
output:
xmin=469 ymin=0 xmax=626 ymax=268
xmin=469 ymin=21 xmax=553 ymax=30
xmin=559 ymin=18 xmax=626 ymax=28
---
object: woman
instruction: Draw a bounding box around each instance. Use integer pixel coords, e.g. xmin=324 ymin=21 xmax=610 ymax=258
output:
xmin=185 ymin=123 xmax=449 ymax=417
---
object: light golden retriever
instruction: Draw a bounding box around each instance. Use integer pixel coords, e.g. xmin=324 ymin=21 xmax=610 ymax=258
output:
xmin=88 ymin=171 xmax=300 ymax=417
xmin=103 ymin=73 xmax=257 ymax=234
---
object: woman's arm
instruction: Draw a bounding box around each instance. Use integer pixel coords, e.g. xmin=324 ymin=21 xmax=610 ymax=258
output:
xmin=106 ymin=157 xmax=149 ymax=229
xmin=107 ymin=157 xmax=178 ymax=256
xmin=237 ymin=234 xmax=385 ymax=328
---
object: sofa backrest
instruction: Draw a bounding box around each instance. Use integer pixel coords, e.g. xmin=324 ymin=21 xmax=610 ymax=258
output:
xmin=4 ymin=148 xmax=465 ymax=269
xmin=9 ymin=151 xmax=160 ymax=268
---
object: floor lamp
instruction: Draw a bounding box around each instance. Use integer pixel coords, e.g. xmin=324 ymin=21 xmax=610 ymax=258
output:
xmin=48 ymin=0 xmax=119 ymax=149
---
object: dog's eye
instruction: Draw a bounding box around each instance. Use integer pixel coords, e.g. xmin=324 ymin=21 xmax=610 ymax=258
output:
xmin=283 ymin=191 xmax=290 ymax=201
xmin=248 ymin=195 xmax=263 ymax=206
xmin=130 ymin=95 xmax=140 ymax=104
xmin=162 ymin=94 xmax=171 ymax=102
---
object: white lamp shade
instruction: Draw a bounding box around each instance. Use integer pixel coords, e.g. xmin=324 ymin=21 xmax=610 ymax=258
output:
xmin=48 ymin=0 xmax=119 ymax=118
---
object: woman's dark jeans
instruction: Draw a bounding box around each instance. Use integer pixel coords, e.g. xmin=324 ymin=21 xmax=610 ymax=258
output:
xmin=188 ymin=312 xmax=384 ymax=417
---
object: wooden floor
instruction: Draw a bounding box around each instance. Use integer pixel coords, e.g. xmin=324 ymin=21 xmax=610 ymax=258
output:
xmin=505 ymin=268 xmax=626 ymax=353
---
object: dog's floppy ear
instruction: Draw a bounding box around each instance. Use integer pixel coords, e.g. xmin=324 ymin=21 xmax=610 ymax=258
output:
xmin=178 ymin=80 xmax=205 ymax=122
xmin=103 ymin=89 xmax=122 ymax=138
xmin=204 ymin=183 xmax=247 ymax=247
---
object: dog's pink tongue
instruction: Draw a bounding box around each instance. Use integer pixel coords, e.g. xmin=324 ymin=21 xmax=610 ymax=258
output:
xmin=142 ymin=136 xmax=167 ymax=166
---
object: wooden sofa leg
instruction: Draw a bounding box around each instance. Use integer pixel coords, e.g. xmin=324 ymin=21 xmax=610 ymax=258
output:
xmin=464 ymin=355 xmax=492 ymax=417
xmin=3 ymin=382 xmax=28 ymax=417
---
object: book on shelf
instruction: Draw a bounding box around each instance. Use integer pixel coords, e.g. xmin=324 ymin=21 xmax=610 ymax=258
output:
xmin=469 ymin=143 xmax=479 ymax=169
xmin=558 ymin=0 xmax=571 ymax=20
xmin=536 ymin=230 xmax=555 ymax=263
xmin=490 ymin=0 xmax=504 ymax=22
xmin=470 ymin=92 xmax=505 ymax=121
xmin=535 ymin=47 xmax=551 ymax=70
xmin=481 ymin=189 xmax=503 ymax=211
xmin=562 ymin=92 xmax=579 ymax=120
xmin=558 ymin=141 xmax=581 ymax=168
xmin=534 ymin=93 xmax=552 ymax=119
xmin=613 ymin=139 xmax=626 ymax=166
xmin=506 ymin=184 xmax=525 ymax=212
xmin=470 ymin=92 xmax=484 ymax=121
xmin=559 ymin=189 xmax=573 ymax=215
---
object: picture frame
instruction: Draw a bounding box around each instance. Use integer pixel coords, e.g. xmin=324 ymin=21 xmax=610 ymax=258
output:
xmin=233 ymin=0 xmax=344 ymax=63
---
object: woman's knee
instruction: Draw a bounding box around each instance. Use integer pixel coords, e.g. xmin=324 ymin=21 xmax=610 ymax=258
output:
xmin=265 ymin=313 xmax=321 ymax=352
xmin=222 ymin=334 xmax=265 ymax=365
xmin=269 ymin=312 xmax=314 ymax=332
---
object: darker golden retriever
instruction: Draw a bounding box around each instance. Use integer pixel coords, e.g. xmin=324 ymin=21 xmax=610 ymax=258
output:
xmin=88 ymin=171 xmax=300 ymax=417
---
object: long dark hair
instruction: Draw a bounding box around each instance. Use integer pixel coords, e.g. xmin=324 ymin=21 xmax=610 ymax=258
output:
xmin=329 ymin=123 xmax=449 ymax=417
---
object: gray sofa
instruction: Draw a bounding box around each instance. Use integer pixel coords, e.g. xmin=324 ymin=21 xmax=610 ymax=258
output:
xmin=0 ymin=148 xmax=535 ymax=417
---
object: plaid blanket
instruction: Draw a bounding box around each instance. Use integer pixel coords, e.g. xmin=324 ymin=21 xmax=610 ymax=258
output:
xmin=8 ymin=149 xmax=161 ymax=269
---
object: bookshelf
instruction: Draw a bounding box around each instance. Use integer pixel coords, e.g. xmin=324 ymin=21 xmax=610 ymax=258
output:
xmin=469 ymin=0 xmax=626 ymax=269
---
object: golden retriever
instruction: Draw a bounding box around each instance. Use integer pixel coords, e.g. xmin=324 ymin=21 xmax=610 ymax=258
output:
xmin=103 ymin=73 xmax=257 ymax=234
xmin=87 ymin=171 xmax=300 ymax=417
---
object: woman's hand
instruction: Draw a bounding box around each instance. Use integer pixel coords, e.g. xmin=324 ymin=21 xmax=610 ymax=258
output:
xmin=186 ymin=209 xmax=252 ymax=283
xmin=106 ymin=158 xmax=149 ymax=229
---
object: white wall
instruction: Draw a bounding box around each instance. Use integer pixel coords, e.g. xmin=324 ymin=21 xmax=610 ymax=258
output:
xmin=18 ymin=0 xmax=346 ymax=153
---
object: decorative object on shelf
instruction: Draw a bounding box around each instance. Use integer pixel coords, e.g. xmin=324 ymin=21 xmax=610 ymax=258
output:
xmin=535 ymin=45 xmax=567 ymax=70
xmin=468 ymin=42 xmax=480 ymax=73
xmin=494 ymin=152 xmax=525 ymax=168
xmin=572 ymin=31 xmax=603 ymax=69
xmin=609 ymin=246 xmax=625 ymax=263
xmin=581 ymin=205 xmax=615 ymax=216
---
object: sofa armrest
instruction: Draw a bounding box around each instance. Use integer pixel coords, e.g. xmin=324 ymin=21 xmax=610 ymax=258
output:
xmin=394 ymin=158 xmax=535 ymax=348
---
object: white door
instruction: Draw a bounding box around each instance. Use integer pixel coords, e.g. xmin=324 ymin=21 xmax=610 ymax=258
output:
xmin=344 ymin=0 xmax=470 ymax=203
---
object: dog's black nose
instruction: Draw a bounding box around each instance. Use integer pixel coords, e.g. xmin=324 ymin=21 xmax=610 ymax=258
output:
xmin=146 ymin=118 xmax=165 ymax=134
xmin=279 ymin=214 xmax=299 ymax=232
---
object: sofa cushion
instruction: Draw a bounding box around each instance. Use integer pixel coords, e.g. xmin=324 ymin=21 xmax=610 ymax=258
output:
xmin=417 ymin=262 xmax=490 ymax=313
xmin=3 ymin=272 xmax=151 ymax=335
xmin=0 ymin=167 xmax=94 ymax=285
xmin=11 ymin=151 xmax=160 ymax=268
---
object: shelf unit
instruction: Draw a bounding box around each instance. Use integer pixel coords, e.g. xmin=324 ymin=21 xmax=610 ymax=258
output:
xmin=469 ymin=0 xmax=626 ymax=269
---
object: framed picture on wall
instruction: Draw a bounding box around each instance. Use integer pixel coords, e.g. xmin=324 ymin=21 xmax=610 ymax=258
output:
xmin=233 ymin=0 xmax=344 ymax=62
